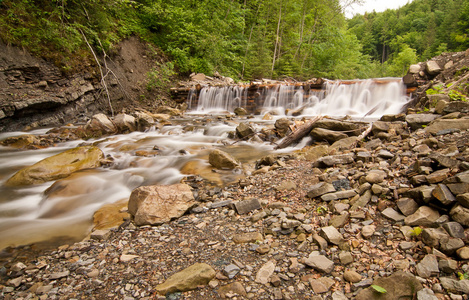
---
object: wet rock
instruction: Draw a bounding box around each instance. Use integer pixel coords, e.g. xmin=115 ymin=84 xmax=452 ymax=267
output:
xmin=156 ymin=106 xmax=182 ymax=116
xmin=234 ymin=107 xmax=248 ymax=116
xmin=236 ymin=122 xmax=254 ymax=138
xmin=304 ymin=253 xmax=334 ymax=273
xmin=274 ymin=118 xmax=292 ymax=137
xmin=404 ymin=206 xmax=440 ymax=226
xmin=449 ymin=204 xmax=469 ymax=226
xmin=6 ymin=146 xmax=104 ymax=186
xmin=0 ymin=134 xmax=40 ymax=149
xmin=355 ymin=271 xmax=423 ymax=300
xmin=208 ymin=149 xmax=240 ymax=169
xmin=416 ymin=254 xmax=439 ymax=278
xmin=155 ymin=263 xmax=216 ymax=295
xmin=135 ymin=111 xmax=154 ymax=131
xmin=310 ymin=128 xmax=348 ymax=144
xmin=93 ymin=199 xmax=129 ymax=230
xmin=128 ymin=184 xmax=196 ymax=225
xmin=255 ymin=260 xmax=276 ymax=285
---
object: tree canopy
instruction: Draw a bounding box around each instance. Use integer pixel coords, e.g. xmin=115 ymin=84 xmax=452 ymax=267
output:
xmin=0 ymin=0 xmax=467 ymax=80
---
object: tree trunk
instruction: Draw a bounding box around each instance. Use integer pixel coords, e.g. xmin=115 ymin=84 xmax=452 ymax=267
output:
xmin=275 ymin=116 xmax=322 ymax=149
xmin=271 ymin=1 xmax=282 ymax=77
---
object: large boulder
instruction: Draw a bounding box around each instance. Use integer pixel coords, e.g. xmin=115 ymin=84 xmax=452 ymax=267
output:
xmin=406 ymin=114 xmax=440 ymax=130
xmin=236 ymin=122 xmax=255 ymax=139
xmin=425 ymin=119 xmax=469 ymax=134
xmin=6 ymin=146 xmax=104 ymax=186
xmin=155 ymin=263 xmax=216 ymax=295
xmin=128 ymin=184 xmax=196 ymax=226
xmin=208 ymin=149 xmax=241 ymax=169
xmin=355 ymin=271 xmax=423 ymax=300
xmin=114 ymin=113 xmax=137 ymax=133
xmin=85 ymin=113 xmax=117 ymax=136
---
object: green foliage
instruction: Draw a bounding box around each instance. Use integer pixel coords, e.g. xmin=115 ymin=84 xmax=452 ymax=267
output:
xmin=448 ymin=89 xmax=467 ymax=102
xmin=409 ymin=226 xmax=422 ymax=237
xmin=458 ymin=272 xmax=469 ymax=280
xmin=146 ymin=62 xmax=176 ymax=91
xmin=316 ymin=206 xmax=327 ymax=215
xmin=371 ymin=285 xmax=387 ymax=293
xmin=426 ymin=84 xmax=444 ymax=95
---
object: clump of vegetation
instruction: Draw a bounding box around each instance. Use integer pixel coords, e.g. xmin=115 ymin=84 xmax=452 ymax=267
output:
xmin=147 ymin=62 xmax=176 ymax=91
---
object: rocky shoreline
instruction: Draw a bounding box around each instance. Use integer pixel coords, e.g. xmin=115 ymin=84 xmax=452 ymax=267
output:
xmin=1 ymin=95 xmax=469 ymax=299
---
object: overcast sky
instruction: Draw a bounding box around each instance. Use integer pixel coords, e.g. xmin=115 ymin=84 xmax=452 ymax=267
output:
xmin=345 ymin=0 xmax=412 ymax=18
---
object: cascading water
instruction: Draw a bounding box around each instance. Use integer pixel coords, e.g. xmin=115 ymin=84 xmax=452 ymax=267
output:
xmin=189 ymin=79 xmax=410 ymax=119
xmin=194 ymin=85 xmax=248 ymax=112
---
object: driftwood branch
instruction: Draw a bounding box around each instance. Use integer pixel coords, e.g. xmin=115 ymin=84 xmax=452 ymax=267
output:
xmin=275 ymin=116 xmax=322 ymax=149
xmin=350 ymin=124 xmax=372 ymax=149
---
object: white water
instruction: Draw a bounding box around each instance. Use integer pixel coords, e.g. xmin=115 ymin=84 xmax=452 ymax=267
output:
xmin=0 ymin=123 xmax=272 ymax=250
xmin=191 ymin=79 xmax=410 ymax=118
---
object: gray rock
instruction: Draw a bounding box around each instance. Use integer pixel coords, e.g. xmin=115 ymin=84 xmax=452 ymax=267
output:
xmin=320 ymin=226 xmax=344 ymax=245
xmin=304 ymin=254 xmax=334 ymax=273
xmin=432 ymin=184 xmax=456 ymax=206
xmin=343 ymin=270 xmax=362 ymax=283
xmin=224 ymin=264 xmax=240 ymax=279
xmin=443 ymin=101 xmax=469 ymax=114
xmin=456 ymin=193 xmax=469 ymax=208
xmin=361 ymin=225 xmax=376 ymax=238
xmin=440 ymin=237 xmax=465 ymax=255
xmin=350 ymin=190 xmax=372 ymax=211
xmin=378 ymin=149 xmax=395 ymax=159
xmin=426 ymin=169 xmax=450 ymax=184
xmin=416 ymin=288 xmax=438 ymax=300
xmin=315 ymin=153 xmax=355 ymax=167
xmin=456 ymin=246 xmax=469 ymax=259
xmin=438 ymin=259 xmax=458 ymax=273
xmin=404 ymin=206 xmax=440 ymax=227
xmin=406 ymin=113 xmax=439 ymax=130
xmin=447 ymin=183 xmax=469 ymax=195
xmin=234 ymin=198 xmax=261 ymax=215
xmin=397 ymin=198 xmax=419 ymax=216
xmin=321 ymin=189 xmax=357 ymax=201
xmin=450 ymin=204 xmax=469 ymax=226
xmin=425 ymin=119 xmax=469 ymax=135
xmin=114 ymin=113 xmax=137 ymax=132
xmin=382 ymin=207 xmax=405 ymax=222
xmin=443 ymin=222 xmax=466 ymax=239
xmin=426 ymin=60 xmax=442 ymax=75
xmin=421 ymin=227 xmax=450 ymax=248
xmin=339 ymin=251 xmax=354 ymax=265
xmin=307 ymin=182 xmax=336 ymax=198
xmin=416 ymin=254 xmax=439 ymax=278
xmin=439 ymin=278 xmax=469 ymax=294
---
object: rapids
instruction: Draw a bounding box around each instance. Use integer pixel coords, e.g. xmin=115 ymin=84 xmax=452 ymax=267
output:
xmin=0 ymin=79 xmax=411 ymax=250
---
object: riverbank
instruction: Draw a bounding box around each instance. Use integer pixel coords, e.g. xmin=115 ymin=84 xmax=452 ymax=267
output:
xmin=1 ymin=104 xmax=469 ymax=299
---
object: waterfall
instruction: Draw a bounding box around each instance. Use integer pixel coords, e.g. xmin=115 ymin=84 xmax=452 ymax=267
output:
xmin=188 ymin=79 xmax=410 ymax=118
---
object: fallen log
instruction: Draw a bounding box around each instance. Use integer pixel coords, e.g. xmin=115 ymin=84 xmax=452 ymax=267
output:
xmin=275 ymin=116 xmax=323 ymax=149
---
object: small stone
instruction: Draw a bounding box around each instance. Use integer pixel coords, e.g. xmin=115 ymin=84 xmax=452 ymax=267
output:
xmin=304 ymin=254 xmax=334 ymax=273
xmin=218 ymin=282 xmax=247 ymax=299
xmin=339 ymin=252 xmax=354 ymax=265
xmin=120 ymin=254 xmax=139 ymax=262
xmin=232 ymin=232 xmax=263 ymax=244
xmin=255 ymin=260 xmax=276 ymax=285
xmin=438 ymin=259 xmax=458 ymax=273
xmin=234 ymin=198 xmax=261 ymax=214
xmin=343 ymin=270 xmax=362 ymax=283
xmin=49 ymin=270 xmax=70 ymax=280
xmin=270 ymin=274 xmax=282 ymax=287
xmin=361 ymin=225 xmax=375 ymax=238
xmin=382 ymin=207 xmax=405 ymax=222
xmin=397 ymin=198 xmax=419 ymax=216
xmin=405 ymin=206 xmax=440 ymax=226
xmin=416 ymin=255 xmax=439 ymax=278
xmin=224 ymin=264 xmax=241 ymax=279
xmin=319 ymin=226 xmax=344 ymax=245
xmin=456 ymin=247 xmax=469 ymax=259
xmin=307 ymin=182 xmax=336 ymax=198
xmin=417 ymin=288 xmax=438 ymax=300
xmin=365 ymin=170 xmax=387 ymax=184
xmin=256 ymin=244 xmax=270 ymax=254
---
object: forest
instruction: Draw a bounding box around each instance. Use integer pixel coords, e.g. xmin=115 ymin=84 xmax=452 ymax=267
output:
xmin=0 ymin=0 xmax=468 ymax=81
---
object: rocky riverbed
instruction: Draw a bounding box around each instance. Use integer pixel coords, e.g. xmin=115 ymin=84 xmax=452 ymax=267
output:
xmin=2 ymin=100 xmax=469 ymax=299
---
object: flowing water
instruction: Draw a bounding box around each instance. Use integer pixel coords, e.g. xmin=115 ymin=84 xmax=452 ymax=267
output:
xmin=0 ymin=79 xmax=411 ymax=250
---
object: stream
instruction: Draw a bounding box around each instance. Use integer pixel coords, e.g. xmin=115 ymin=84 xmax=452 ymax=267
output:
xmin=0 ymin=79 xmax=411 ymax=251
